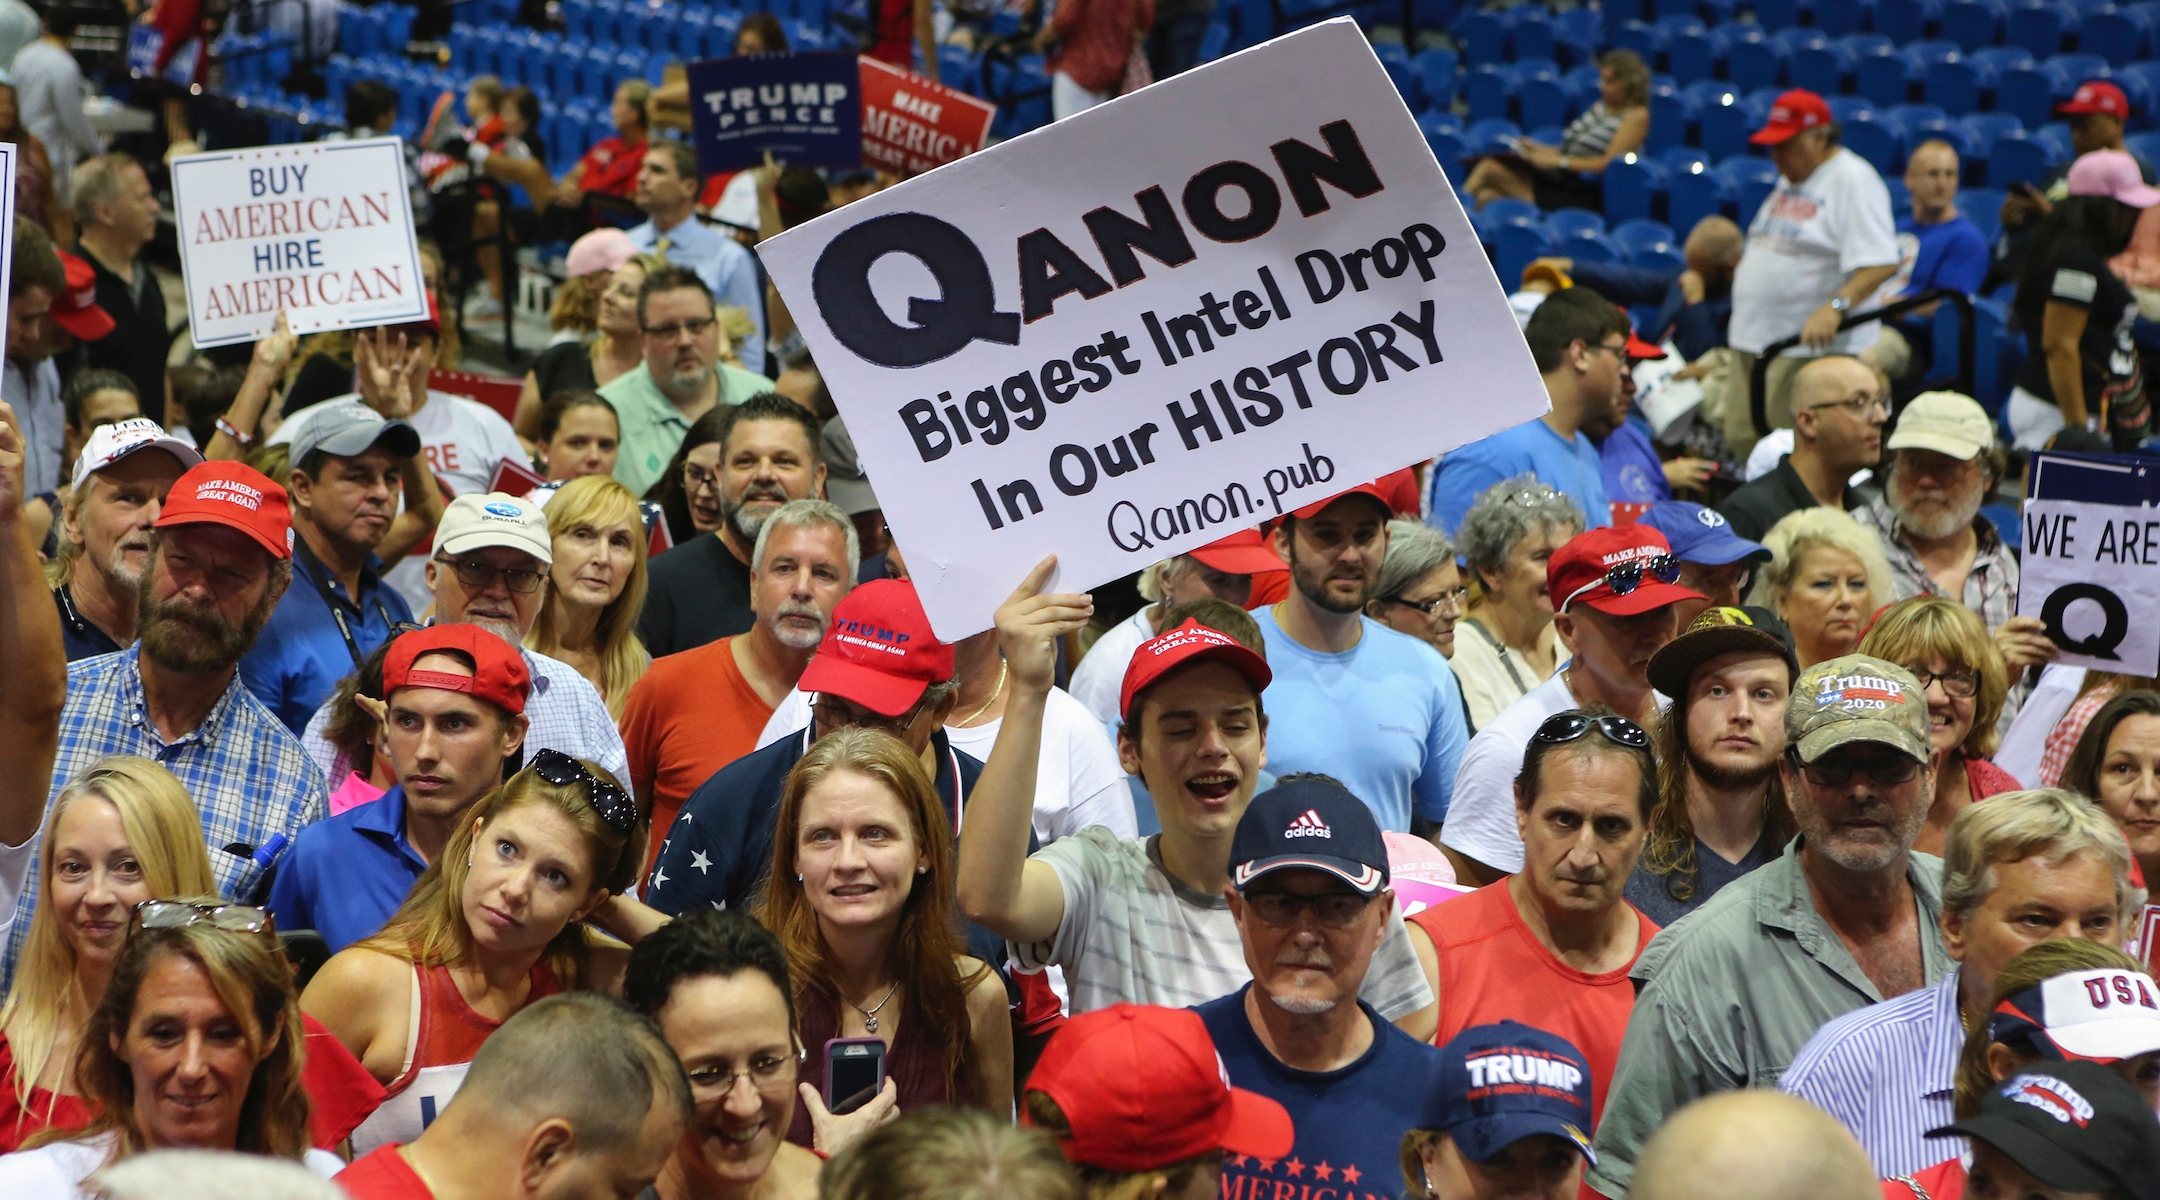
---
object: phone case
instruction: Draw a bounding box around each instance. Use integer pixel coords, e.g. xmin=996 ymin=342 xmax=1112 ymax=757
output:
xmin=824 ymin=1036 xmax=887 ymax=1115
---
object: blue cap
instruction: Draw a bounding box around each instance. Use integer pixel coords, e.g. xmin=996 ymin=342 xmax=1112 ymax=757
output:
xmin=1229 ymin=778 xmax=1389 ymax=897
xmin=1424 ymin=1022 xmax=1597 ymax=1165
xmin=1634 ymin=502 xmax=1770 ymax=567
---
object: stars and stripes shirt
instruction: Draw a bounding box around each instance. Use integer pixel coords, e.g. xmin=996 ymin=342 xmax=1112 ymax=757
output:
xmin=1779 ymin=969 xmax=1967 ymax=1178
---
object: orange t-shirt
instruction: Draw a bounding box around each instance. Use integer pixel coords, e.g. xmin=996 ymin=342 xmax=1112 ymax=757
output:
xmin=1409 ymin=880 xmax=1658 ymax=1124
xmin=618 ymin=636 xmax=776 ymax=872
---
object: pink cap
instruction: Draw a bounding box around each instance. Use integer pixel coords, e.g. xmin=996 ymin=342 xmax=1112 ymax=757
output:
xmin=2066 ymin=149 xmax=2160 ymax=209
xmin=566 ymin=227 xmax=638 ymax=278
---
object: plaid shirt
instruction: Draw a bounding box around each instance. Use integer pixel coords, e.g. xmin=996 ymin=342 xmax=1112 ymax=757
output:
xmin=1854 ymin=496 xmax=2020 ymax=630
xmin=3 ymin=647 xmax=327 ymax=986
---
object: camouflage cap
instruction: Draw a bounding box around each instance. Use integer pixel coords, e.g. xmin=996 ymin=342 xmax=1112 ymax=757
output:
xmin=1787 ymin=654 xmax=1931 ymax=765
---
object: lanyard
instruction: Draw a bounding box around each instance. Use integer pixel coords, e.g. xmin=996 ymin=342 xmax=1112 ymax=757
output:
xmin=294 ymin=535 xmax=394 ymax=669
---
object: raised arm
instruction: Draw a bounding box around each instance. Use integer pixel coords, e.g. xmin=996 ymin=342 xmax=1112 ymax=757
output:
xmin=205 ymin=312 xmax=297 ymax=461
xmin=954 ymin=557 xmax=1091 ymax=943
xmin=0 ymin=399 xmax=63 ymax=847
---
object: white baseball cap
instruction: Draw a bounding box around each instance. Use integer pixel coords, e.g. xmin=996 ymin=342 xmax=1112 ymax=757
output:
xmin=1988 ymin=968 xmax=2160 ymax=1063
xmin=71 ymin=418 xmax=203 ymax=489
xmin=435 ymin=492 xmax=553 ymax=564
xmin=1888 ymin=391 xmax=1996 ymax=461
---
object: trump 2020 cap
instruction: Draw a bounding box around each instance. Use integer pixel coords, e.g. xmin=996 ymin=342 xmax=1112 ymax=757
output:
xmin=1118 ymin=619 xmax=1271 ymax=722
xmin=154 ymin=461 xmax=292 ymax=559
xmin=1987 ymin=968 xmax=2160 ymax=1064
xmin=1024 ymin=1004 xmax=1294 ymax=1173
xmin=799 ymin=580 xmax=955 ymax=717
xmin=1927 ymin=1062 xmax=2160 ymax=1200
xmin=1425 ymin=1022 xmax=1596 ymax=1166
xmin=382 ymin=623 xmax=532 ymax=716
xmin=1787 ymin=654 xmax=1931 ymax=764
xmin=1230 ymin=777 xmax=1389 ymax=897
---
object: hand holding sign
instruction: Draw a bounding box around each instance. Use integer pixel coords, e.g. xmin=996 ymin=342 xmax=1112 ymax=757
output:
xmin=995 ymin=556 xmax=1096 ymax=700
xmin=2018 ymin=451 xmax=2160 ymax=676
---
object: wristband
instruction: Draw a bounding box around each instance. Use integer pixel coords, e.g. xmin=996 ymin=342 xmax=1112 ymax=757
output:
xmin=215 ymin=417 xmax=256 ymax=447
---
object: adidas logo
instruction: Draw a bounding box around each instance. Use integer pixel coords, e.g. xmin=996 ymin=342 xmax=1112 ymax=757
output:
xmin=1284 ymin=809 xmax=1332 ymax=839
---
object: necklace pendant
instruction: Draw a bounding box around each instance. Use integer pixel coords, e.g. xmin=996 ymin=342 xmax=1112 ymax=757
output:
xmin=864 ymin=1015 xmax=878 ymax=1034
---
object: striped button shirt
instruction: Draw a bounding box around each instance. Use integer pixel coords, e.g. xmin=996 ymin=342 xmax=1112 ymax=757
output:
xmin=4 ymin=647 xmax=328 ymax=986
xmin=1780 ymin=968 xmax=1967 ymax=1177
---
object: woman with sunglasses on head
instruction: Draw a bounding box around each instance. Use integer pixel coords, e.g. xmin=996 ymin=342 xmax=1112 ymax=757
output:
xmin=300 ymin=750 xmax=657 ymax=1158
xmin=0 ymin=902 xmax=345 ymax=1197
xmin=625 ymin=909 xmax=896 ymax=1200
xmin=759 ymin=727 xmax=1011 ymax=1146
xmin=1749 ymin=507 xmax=1895 ymax=669
xmin=0 ymin=759 xmax=217 ymax=1153
xmin=1859 ymin=597 xmax=2021 ymax=855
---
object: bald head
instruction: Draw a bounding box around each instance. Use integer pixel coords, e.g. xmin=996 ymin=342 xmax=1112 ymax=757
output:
xmin=1791 ymin=355 xmax=1875 ymax=412
xmin=1632 ymin=1092 xmax=1877 ymax=1200
xmin=1683 ymin=215 xmax=1743 ymax=276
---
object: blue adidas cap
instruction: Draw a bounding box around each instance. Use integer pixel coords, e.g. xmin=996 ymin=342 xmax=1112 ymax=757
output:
xmin=1425 ymin=1022 xmax=1597 ymax=1166
xmin=1229 ymin=778 xmax=1389 ymax=897
xmin=1635 ymin=502 xmax=1770 ymax=567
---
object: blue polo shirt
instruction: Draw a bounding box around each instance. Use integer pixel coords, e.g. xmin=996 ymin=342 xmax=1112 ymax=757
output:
xmin=267 ymin=784 xmax=429 ymax=952
xmin=1431 ymin=416 xmax=1610 ymax=535
xmin=241 ymin=549 xmax=413 ymax=736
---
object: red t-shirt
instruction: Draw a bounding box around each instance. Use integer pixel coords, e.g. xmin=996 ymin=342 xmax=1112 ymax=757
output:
xmin=576 ymin=136 xmax=647 ymax=198
xmin=1410 ymin=880 xmax=1658 ymax=1123
xmin=0 ymin=1032 xmax=93 ymax=1153
xmin=617 ymin=636 xmax=778 ymax=874
xmin=1883 ymin=1157 xmax=1965 ymax=1200
xmin=336 ymin=1144 xmax=436 ymax=1199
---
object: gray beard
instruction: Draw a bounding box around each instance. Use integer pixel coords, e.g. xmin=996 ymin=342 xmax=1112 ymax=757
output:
xmin=770 ymin=601 xmax=827 ymax=650
xmin=1889 ymin=480 xmax=1984 ymax=542
xmin=662 ymin=364 xmax=714 ymax=399
xmin=1265 ymin=992 xmax=1340 ymax=1015
xmin=466 ymin=616 xmax=525 ymax=647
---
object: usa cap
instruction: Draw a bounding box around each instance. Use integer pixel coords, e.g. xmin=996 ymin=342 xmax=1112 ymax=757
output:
xmin=71 ymin=417 xmax=202 ymax=489
xmin=1987 ymin=968 xmax=2160 ymax=1064
xmin=1424 ymin=1022 xmax=1596 ymax=1166
xmin=1025 ymin=1005 xmax=1293 ymax=1172
xmin=799 ymin=579 xmax=955 ymax=717
xmin=1230 ymin=777 xmax=1389 ymax=897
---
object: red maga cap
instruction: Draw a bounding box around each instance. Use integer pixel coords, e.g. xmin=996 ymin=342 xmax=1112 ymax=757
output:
xmin=1118 ymin=618 xmax=1271 ymax=721
xmin=1026 ymin=1005 xmax=1294 ymax=1173
xmin=799 ymin=580 xmax=956 ymax=717
xmin=1188 ymin=528 xmax=1285 ymax=575
xmin=1289 ymin=467 xmax=1420 ymax=521
xmin=154 ymin=461 xmax=292 ymax=559
xmin=1626 ymin=329 xmax=1666 ymax=359
xmin=383 ymin=624 xmax=532 ymax=716
xmin=1547 ymin=524 xmax=1704 ymax=616
xmin=1751 ymin=88 xmax=1833 ymax=144
xmin=52 ymin=252 xmax=115 ymax=341
xmin=2058 ymin=80 xmax=2130 ymax=118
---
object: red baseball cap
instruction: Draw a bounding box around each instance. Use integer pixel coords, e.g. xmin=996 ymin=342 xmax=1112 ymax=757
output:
xmin=1546 ymin=524 xmax=1704 ymax=616
xmin=2058 ymin=80 xmax=2130 ymax=119
xmin=1750 ymin=88 xmax=1833 ymax=144
xmin=799 ymin=580 xmax=956 ymax=717
xmin=1289 ymin=467 xmax=1420 ymax=521
xmin=1188 ymin=528 xmax=1284 ymax=575
xmin=1118 ymin=618 xmax=1271 ymax=721
xmin=383 ymin=623 xmax=532 ymax=716
xmin=1026 ymin=1004 xmax=1294 ymax=1172
xmin=52 ymin=251 xmax=115 ymax=341
xmin=153 ymin=461 xmax=292 ymax=559
xmin=1626 ymin=329 xmax=1666 ymax=359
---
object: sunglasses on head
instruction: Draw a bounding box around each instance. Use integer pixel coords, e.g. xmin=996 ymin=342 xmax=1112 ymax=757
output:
xmin=1534 ymin=712 xmax=1652 ymax=749
xmin=530 ymin=749 xmax=638 ymax=835
xmin=1564 ymin=554 xmax=1682 ymax=610
xmin=133 ymin=900 xmax=276 ymax=935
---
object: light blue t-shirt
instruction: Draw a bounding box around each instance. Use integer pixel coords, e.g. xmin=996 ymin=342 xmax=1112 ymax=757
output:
xmin=1430 ymin=416 xmax=1611 ymax=535
xmin=1250 ymin=607 xmax=1469 ymax=832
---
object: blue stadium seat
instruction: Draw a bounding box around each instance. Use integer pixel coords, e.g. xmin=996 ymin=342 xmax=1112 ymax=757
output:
xmin=1547 ymin=208 xmax=1609 ymax=238
xmin=1669 ymin=160 xmax=1737 ymax=233
xmin=1467 ymin=117 xmax=1526 ymax=156
xmin=1553 ymin=8 xmax=1604 ymax=66
xmin=1925 ymin=55 xmax=1995 ymax=115
xmin=1529 ymin=124 xmax=1571 ymax=146
xmin=1649 ymin=79 xmax=1700 ymax=152
xmin=1727 ymin=29 xmax=1787 ymax=92
xmin=1755 ymin=0 xmax=1814 ymax=30
xmin=2047 ymin=53 xmax=2112 ymax=90
xmin=1722 ymin=154 xmax=1782 ymax=219
xmin=1816 ymin=0 xmax=1876 ymax=36
xmin=1700 ymin=88 xmax=1772 ymax=159
xmin=1412 ymin=0 xmax=1461 ymax=35
xmin=2127 ymin=131 xmax=2160 ymax=168
xmin=1562 ymin=230 xmax=1627 ymax=262
xmin=1494 ymin=223 xmax=1557 ymax=287
xmin=2077 ymin=7 xmax=2151 ymax=66
xmin=1877 ymin=0 xmax=1946 ymax=43
xmin=1669 ymin=24 xmax=1717 ymax=82
xmin=1712 ymin=23 xmax=1771 ymax=90
xmin=1889 ymin=177 xmax=1914 ymax=216
xmin=1971 ymin=45 xmax=2037 ymax=88
xmin=1418 ymin=48 xmax=1460 ymax=108
xmin=1940 ymin=0 xmax=2008 ymax=51
xmin=2034 ymin=120 xmax=2076 ymax=159
xmin=1520 ymin=69 xmax=1575 ymax=129
xmin=1454 ymin=9 xmax=1508 ymax=64
xmin=1858 ymin=46 xmax=1919 ymax=105
xmin=1934 ymin=295 xmax=2015 ymax=410
xmin=1429 ymin=131 xmax=1471 ymax=186
xmin=1605 ymin=154 xmax=1674 ymax=222
xmin=1612 ymin=218 xmax=1678 ymax=256
xmin=1845 ymin=110 xmax=1905 ymax=172
xmin=1790 ymin=39 xmax=1855 ymax=95
xmin=1466 ymin=64 xmax=1520 ymax=123
xmin=1614 ymin=20 xmax=1671 ymax=69
xmin=1513 ymin=10 xmax=1558 ymax=62
xmin=1996 ymin=61 xmax=2069 ymax=126
xmin=1959 ymin=187 xmax=2007 ymax=244
xmin=1989 ymin=128 xmax=2060 ymax=184
xmin=2008 ymin=0 xmax=2078 ymax=57
xmin=1381 ymin=55 xmax=1426 ymax=111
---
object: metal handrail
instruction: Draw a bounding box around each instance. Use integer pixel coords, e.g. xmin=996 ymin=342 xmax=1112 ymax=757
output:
xmin=1747 ymin=287 xmax=1975 ymax=437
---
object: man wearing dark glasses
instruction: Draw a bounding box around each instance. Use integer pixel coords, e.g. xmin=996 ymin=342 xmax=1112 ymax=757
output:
xmin=1442 ymin=524 xmax=1702 ymax=887
xmin=271 ymin=623 xmax=531 ymax=952
xmin=1589 ymin=654 xmax=1950 ymax=1198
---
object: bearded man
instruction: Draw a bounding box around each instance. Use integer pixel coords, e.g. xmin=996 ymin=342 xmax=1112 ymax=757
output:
xmin=5 ymin=462 xmax=325 ymax=982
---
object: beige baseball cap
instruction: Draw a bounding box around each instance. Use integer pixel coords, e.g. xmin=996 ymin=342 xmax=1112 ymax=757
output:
xmin=436 ymin=493 xmax=553 ymax=564
xmin=1887 ymin=391 xmax=1995 ymax=461
xmin=1787 ymin=654 xmax=1931 ymax=764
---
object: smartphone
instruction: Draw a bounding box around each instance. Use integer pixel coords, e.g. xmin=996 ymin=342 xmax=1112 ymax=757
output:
xmin=825 ymin=1037 xmax=887 ymax=1115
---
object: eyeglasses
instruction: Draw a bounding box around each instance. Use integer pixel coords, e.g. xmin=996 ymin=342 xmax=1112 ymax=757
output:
xmin=1562 ymin=554 xmax=1681 ymax=609
xmin=435 ymin=555 xmax=546 ymax=595
xmin=1584 ymin=339 xmax=1629 ymax=359
xmin=1534 ymin=712 xmax=1652 ymax=749
xmin=685 ymin=1047 xmax=805 ymax=1097
xmin=682 ymin=462 xmax=721 ymax=493
xmin=134 ymin=900 xmax=275 ymax=935
xmin=1808 ymin=396 xmax=1889 ymax=419
xmin=1499 ymin=486 xmax=1565 ymax=508
xmin=1906 ymin=666 xmax=1979 ymax=699
xmin=530 ymin=749 xmax=639 ymax=834
xmin=1384 ymin=586 xmax=1468 ymax=616
xmin=642 ymin=316 xmax=718 ymax=341
xmin=1794 ymin=750 xmax=1923 ymax=786
xmin=812 ymin=695 xmax=926 ymax=740
xmin=1241 ymin=890 xmax=1373 ymax=929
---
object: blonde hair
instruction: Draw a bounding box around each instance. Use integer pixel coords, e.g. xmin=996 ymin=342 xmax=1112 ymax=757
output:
xmin=1952 ymin=938 xmax=2143 ymax=1118
xmin=2 ymin=758 xmax=216 ymax=1113
xmin=1940 ymin=787 xmax=2143 ymax=927
xmin=355 ymin=759 xmax=644 ymax=990
xmin=821 ymin=1106 xmax=1078 ymax=1200
xmin=43 ymin=911 xmax=310 ymax=1165
xmin=526 ymin=475 xmax=651 ymax=717
xmin=1747 ymin=506 xmax=1894 ymax=623
xmin=1859 ymin=596 xmax=2010 ymax=757
xmin=1023 ymin=1092 xmax=1217 ymax=1200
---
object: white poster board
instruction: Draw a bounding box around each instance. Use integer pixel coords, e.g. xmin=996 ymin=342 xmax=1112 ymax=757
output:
xmin=171 ymin=138 xmax=430 ymax=348
xmin=758 ymin=18 xmax=1546 ymax=640
xmin=2019 ymin=452 xmax=2160 ymax=678
xmin=0 ymin=143 xmax=18 ymax=365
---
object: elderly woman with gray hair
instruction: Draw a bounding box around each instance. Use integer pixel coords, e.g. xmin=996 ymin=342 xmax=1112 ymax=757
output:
xmin=1366 ymin=520 xmax=1465 ymax=660
xmin=1449 ymin=476 xmax=1585 ymax=729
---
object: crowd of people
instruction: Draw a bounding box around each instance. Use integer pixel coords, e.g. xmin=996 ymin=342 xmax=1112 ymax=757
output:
xmin=0 ymin=8 xmax=2154 ymax=1200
